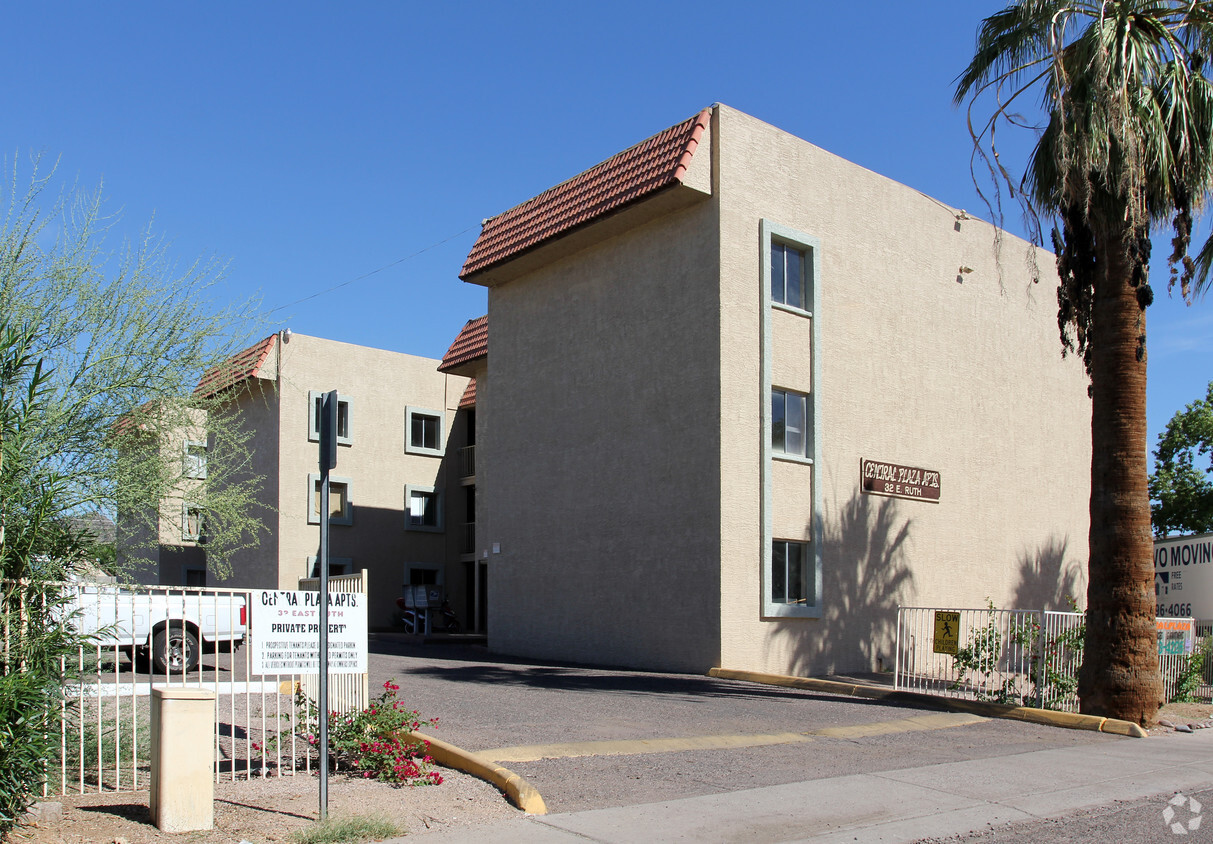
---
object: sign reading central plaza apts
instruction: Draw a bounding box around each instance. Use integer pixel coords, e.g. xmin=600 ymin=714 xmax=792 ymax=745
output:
xmin=250 ymin=590 xmax=368 ymax=675
xmin=861 ymin=459 xmax=941 ymax=503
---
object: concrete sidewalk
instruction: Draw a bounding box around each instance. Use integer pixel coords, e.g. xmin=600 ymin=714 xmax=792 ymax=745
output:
xmin=397 ymin=729 xmax=1213 ymax=843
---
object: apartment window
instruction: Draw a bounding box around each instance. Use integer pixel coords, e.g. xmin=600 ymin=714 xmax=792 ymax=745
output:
xmin=183 ymin=440 xmax=207 ymax=479
xmin=307 ymin=556 xmax=353 ymax=577
xmin=308 ymin=473 xmax=353 ymax=525
xmin=308 ymin=391 xmax=353 ymax=446
xmin=771 ymin=242 xmax=808 ymax=311
xmin=182 ymin=504 xmax=206 ymax=542
xmin=772 ymin=540 xmax=813 ymax=606
xmin=185 ymin=568 xmax=207 ymax=587
xmin=405 ymin=407 xmax=444 ymax=456
xmin=405 ymin=484 xmax=443 ymax=531
xmin=772 ymin=388 xmax=809 ymax=459
xmin=761 ymin=219 xmax=822 ymax=619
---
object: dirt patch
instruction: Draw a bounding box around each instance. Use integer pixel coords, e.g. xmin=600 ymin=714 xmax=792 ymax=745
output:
xmin=13 ymin=767 xmax=522 ymax=843
xmin=1150 ymin=702 xmax=1213 ymax=735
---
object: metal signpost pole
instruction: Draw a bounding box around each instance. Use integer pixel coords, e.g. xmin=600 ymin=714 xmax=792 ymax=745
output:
xmin=318 ymin=391 xmax=338 ymax=820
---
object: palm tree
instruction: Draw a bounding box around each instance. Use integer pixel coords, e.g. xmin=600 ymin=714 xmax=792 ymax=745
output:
xmin=956 ymin=1 xmax=1213 ymax=725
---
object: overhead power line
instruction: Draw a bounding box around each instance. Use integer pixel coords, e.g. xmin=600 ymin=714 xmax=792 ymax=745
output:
xmin=267 ymin=224 xmax=478 ymax=315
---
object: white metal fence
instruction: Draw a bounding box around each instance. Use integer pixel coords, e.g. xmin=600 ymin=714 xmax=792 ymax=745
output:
xmin=895 ymin=606 xmax=1202 ymax=711
xmin=2 ymin=577 xmax=368 ymax=797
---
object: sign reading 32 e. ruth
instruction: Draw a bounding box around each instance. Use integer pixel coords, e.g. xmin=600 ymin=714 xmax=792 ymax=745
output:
xmin=249 ymin=590 xmax=368 ymax=675
xmin=861 ymin=459 xmax=941 ymax=502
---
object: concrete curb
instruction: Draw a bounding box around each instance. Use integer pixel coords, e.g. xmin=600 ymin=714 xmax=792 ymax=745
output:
xmin=707 ymin=668 xmax=1148 ymax=738
xmin=401 ymin=731 xmax=548 ymax=815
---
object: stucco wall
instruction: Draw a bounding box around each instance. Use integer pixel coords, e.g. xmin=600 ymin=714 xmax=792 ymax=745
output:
xmin=483 ymin=199 xmax=723 ymax=672
xmin=266 ymin=333 xmax=467 ymax=629
xmin=714 ymin=105 xmax=1092 ymax=677
xmin=216 ymin=381 xmax=281 ymax=589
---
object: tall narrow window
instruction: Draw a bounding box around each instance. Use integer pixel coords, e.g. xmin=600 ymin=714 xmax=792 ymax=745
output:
xmin=772 ymin=388 xmax=808 ymax=458
xmin=772 ymin=540 xmax=812 ymax=606
xmin=771 ymin=242 xmax=807 ymax=310
xmin=182 ymin=504 xmax=206 ymax=542
xmin=183 ymin=440 xmax=207 ymax=479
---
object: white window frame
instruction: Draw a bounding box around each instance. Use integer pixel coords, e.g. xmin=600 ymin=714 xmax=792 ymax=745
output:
xmin=182 ymin=439 xmax=208 ymax=480
xmin=308 ymin=473 xmax=353 ymax=526
xmin=308 ymin=391 xmax=353 ymax=446
xmin=405 ymin=406 xmax=445 ymax=457
xmin=405 ymin=484 xmax=444 ymax=532
xmin=771 ymin=539 xmax=814 ymax=607
xmin=771 ymin=240 xmax=811 ymax=313
xmin=771 ymin=387 xmax=812 ymax=463
xmin=181 ymin=503 xmax=205 ymax=542
xmin=761 ymin=219 xmax=823 ymax=619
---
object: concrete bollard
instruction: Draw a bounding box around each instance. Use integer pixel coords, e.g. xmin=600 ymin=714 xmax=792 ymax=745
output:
xmin=149 ymin=686 xmax=215 ymax=832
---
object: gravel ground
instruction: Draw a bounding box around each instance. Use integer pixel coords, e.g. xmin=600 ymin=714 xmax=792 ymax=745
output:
xmin=13 ymin=766 xmax=522 ymax=844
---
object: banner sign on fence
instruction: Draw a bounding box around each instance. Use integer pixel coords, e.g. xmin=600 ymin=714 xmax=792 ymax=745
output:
xmin=249 ymin=590 xmax=368 ymax=674
xmin=933 ymin=611 xmax=960 ymax=654
xmin=1154 ymin=532 xmax=1213 ymax=619
xmin=861 ymin=459 xmax=941 ymax=503
xmin=1157 ymin=618 xmax=1195 ymax=656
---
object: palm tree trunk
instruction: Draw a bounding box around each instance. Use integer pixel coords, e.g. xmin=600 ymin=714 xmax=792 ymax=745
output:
xmin=1078 ymin=227 xmax=1162 ymax=725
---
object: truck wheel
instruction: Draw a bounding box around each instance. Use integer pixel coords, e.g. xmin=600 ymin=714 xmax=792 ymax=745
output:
xmin=152 ymin=626 xmax=199 ymax=674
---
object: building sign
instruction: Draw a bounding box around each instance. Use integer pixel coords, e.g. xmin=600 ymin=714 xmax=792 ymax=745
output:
xmin=933 ymin=611 xmax=960 ymax=655
xmin=1154 ymin=532 xmax=1213 ymax=620
xmin=861 ymin=459 xmax=941 ymax=502
xmin=249 ymin=590 xmax=367 ymax=675
xmin=1158 ymin=618 xmax=1195 ymax=656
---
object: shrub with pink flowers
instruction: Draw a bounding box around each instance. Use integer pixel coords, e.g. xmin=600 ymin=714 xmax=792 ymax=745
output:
xmin=327 ymin=681 xmax=443 ymax=785
xmin=260 ymin=680 xmax=443 ymax=786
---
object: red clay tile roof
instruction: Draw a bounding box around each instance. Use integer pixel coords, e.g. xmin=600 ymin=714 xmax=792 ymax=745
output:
xmin=459 ymin=378 xmax=477 ymax=409
xmin=194 ymin=334 xmax=277 ymax=398
xmin=460 ymin=107 xmax=712 ymax=278
xmin=439 ymin=316 xmax=488 ymax=373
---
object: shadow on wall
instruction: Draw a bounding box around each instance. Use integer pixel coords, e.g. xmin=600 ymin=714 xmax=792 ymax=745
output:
xmin=1011 ymin=535 xmax=1084 ymax=611
xmin=770 ymin=491 xmax=915 ymax=676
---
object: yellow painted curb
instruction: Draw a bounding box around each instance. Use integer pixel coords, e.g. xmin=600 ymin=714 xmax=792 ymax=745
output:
xmin=401 ymin=731 xmax=548 ymax=815
xmin=707 ymin=668 xmax=1148 ymax=739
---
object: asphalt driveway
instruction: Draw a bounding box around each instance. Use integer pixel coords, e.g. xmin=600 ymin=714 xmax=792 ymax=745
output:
xmin=368 ymin=637 xmax=1121 ymax=814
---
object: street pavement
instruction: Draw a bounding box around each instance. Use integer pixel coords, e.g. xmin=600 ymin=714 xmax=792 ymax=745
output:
xmin=365 ymin=637 xmax=1213 ymax=841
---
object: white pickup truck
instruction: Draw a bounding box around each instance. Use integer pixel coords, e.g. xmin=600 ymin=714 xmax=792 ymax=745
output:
xmin=68 ymin=584 xmax=247 ymax=674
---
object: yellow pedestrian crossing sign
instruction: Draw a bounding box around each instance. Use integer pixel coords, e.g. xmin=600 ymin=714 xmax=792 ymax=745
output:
xmin=934 ymin=611 xmax=960 ymax=655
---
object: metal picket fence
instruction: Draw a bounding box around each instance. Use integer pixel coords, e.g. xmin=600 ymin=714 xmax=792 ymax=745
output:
xmin=895 ymin=605 xmax=1201 ymax=711
xmin=2 ymin=576 xmax=368 ymax=797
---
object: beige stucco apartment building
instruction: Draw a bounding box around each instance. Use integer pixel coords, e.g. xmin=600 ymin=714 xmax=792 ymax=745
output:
xmin=124 ymin=332 xmax=474 ymax=631
xmin=451 ymin=103 xmax=1093 ymax=676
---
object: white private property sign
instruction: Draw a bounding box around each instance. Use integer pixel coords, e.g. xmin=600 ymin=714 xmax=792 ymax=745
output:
xmin=1154 ymin=532 xmax=1213 ymax=620
xmin=249 ymin=590 xmax=368 ymax=674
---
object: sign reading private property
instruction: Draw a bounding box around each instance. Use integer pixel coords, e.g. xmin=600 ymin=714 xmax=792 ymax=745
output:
xmin=250 ymin=590 xmax=367 ymax=674
xmin=861 ymin=459 xmax=941 ymax=502
xmin=1154 ymin=532 xmax=1213 ymax=619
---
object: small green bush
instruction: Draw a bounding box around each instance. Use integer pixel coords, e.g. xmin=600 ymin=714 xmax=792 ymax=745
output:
xmin=288 ymin=814 xmax=401 ymax=844
xmin=0 ymin=673 xmax=57 ymax=837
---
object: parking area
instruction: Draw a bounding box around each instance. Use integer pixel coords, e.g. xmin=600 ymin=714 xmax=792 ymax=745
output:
xmin=367 ymin=637 xmax=1122 ymax=814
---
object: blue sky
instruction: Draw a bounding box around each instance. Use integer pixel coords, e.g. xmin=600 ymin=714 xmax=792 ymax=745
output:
xmin=3 ymin=1 xmax=1210 ymax=458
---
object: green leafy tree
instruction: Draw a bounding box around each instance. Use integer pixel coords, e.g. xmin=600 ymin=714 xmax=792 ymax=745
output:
xmin=956 ymin=2 xmax=1213 ymax=725
xmin=0 ymin=321 xmax=89 ymax=840
xmin=1151 ymin=380 xmax=1213 ymax=536
xmin=0 ymin=157 xmax=270 ymax=580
